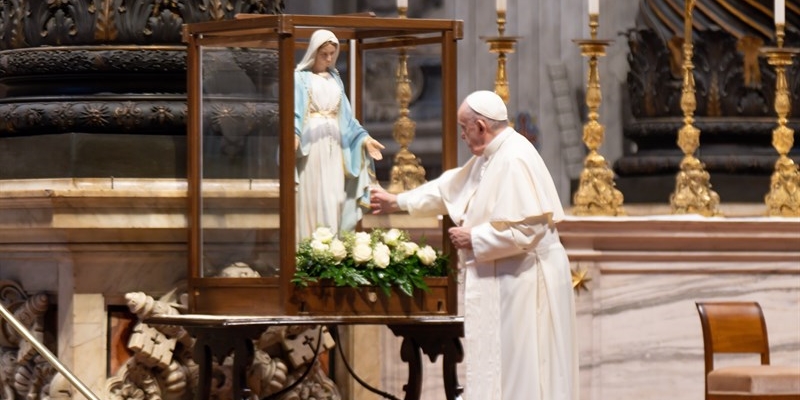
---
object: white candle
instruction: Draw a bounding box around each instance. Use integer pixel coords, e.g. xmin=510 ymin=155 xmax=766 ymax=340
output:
xmin=397 ymin=0 xmax=407 ymax=8
xmin=589 ymin=0 xmax=599 ymax=15
xmin=496 ymin=0 xmax=506 ymax=12
xmin=775 ymin=0 xmax=785 ymax=24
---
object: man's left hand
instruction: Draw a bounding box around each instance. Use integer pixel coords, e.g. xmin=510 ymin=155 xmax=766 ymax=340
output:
xmin=448 ymin=226 xmax=472 ymax=250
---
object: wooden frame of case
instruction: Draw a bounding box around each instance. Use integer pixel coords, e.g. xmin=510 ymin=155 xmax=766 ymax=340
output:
xmin=183 ymin=14 xmax=463 ymax=316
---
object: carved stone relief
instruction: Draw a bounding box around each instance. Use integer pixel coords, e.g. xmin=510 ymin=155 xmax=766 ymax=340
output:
xmin=0 ymin=278 xmax=341 ymax=400
xmin=0 ymin=280 xmax=55 ymax=400
xmin=102 ymin=289 xmax=341 ymax=400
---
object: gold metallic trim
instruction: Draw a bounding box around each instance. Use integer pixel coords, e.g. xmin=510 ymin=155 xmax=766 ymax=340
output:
xmin=571 ymin=14 xmax=625 ymax=217
xmin=388 ymin=7 xmax=427 ymax=193
xmin=711 ymin=0 xmax=772 ymax=40
xmin=648 ymin=0 xmax=683 ymax=36
xmin=762 ymin=24 xmax=800 ymax=216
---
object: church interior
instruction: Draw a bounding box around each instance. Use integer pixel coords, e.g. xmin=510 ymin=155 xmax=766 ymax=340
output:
xmin=0 ymin=0 xmax=798 ymax=399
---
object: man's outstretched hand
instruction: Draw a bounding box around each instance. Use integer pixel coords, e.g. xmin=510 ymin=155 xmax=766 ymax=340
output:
xmin=370 ymin=186 xmax=400 ymax=214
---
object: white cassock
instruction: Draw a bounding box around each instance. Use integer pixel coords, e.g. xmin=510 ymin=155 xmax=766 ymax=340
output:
xmin=397 ymin=128 xmax=579 ymax=400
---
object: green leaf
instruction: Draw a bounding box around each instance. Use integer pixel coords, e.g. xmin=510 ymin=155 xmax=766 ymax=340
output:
xmin=398 ymin=280 xmax=414 ymax=297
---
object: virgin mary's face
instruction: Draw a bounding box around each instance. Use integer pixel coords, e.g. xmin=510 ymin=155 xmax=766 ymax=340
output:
xmin=312 ymin=42 xmax=337 ymax=73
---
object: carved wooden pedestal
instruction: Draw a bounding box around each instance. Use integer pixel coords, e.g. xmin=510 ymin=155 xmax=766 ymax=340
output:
xmin=146 ymin=315 xmax=464 ymax=400
xmin=386 ymin=323 xmax=464 ymax=400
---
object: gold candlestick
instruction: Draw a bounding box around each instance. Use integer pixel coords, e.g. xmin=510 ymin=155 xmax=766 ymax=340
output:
xmin=388 ymin=6 xmax=426 ymax=193
xmin=669 ymin=0 xmax=721 ymax=216
xmin=571 ymin=14 xmax=625 ymax=216
xmin=481 ymin=10 xmax=519 ymax=112
xmin=762 ymin=23 xmax=800 ymax=216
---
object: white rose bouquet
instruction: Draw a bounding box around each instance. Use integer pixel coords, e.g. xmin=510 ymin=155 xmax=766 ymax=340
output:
xmin=293 ymin=227 xmax=449 ymax=297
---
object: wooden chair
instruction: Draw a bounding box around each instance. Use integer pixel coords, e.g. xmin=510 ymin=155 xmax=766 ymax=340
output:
xmin=696 ymin=301 xmax=800 ymax=400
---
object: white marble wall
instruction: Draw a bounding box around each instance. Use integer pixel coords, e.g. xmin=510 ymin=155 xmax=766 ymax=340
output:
xmin=562 ymin=216 xmax=800 ymax=400
xmin=574 ymin=262 xmax=800 ymax=400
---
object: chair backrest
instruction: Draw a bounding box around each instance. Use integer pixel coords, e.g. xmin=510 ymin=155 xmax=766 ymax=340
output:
xmin=695 ymin=301 xmax=771 ymax=377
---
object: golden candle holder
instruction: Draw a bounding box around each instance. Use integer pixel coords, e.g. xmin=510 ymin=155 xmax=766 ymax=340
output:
xmin=480 ymin=10 xmax=519 ymax=111
xmin=762 ymin=23 xmax=800 ymax=216
xmin=571 ymin=13 xmax=625 ymax=216
xmin=669 ymin=0 xmax=721 ymax=216
xmin=387 ymin=6 xmax=426 ymax=193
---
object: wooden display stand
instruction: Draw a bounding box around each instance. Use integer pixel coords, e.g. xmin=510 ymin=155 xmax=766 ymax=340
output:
xmin=174 ymin=14 xmax=467 ymax=400
xmin=182 ymin=14 xmax=463 ymax=317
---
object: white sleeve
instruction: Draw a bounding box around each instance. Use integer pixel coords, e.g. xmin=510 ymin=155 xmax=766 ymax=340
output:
xmin=396 ymin=191 xmax=411 ymax=211
xmin=396 ymin=168 xmax=462 ymax=217
xmin=471 ymin=215 xmax=552 ymax=263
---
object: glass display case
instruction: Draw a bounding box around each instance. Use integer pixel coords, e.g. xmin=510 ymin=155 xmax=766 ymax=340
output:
xmin=183 ymin=14 xmax=463 ymax=316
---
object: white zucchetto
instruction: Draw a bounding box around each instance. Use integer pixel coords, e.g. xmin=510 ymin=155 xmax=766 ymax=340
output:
xmin=464 ymin=90 xmax=508 ymax=121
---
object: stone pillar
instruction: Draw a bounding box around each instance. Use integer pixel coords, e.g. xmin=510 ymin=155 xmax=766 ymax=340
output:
xmin=0 ymin=0 xmax=283 ymax=179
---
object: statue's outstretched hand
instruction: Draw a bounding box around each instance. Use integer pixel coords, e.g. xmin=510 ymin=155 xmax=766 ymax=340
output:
xmin=365 ymin=137 xmax=385 ymax=161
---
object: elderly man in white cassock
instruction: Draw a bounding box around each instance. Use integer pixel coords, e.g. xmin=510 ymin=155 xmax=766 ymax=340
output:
xmin=370 ymin=90 xmax=578 ymax=400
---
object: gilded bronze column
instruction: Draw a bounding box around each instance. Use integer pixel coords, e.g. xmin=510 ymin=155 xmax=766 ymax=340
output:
xmin=571 ymin=14 xmax=625 ymax=216
xmin=762 ymin=23 xmax=800 ymax=216
xmin=481 ymin=10 xmax=519 ymax=115
xmin=388 ymin=6 xmax=427 ymax=193
xmin=669 ymin=0 xmax=721 ymax=216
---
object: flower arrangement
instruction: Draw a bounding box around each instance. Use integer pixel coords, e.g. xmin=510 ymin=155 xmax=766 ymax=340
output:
xmin=292 ymin=227 xmax=449 ymax=297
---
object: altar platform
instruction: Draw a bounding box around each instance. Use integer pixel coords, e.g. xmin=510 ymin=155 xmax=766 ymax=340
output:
xmin=555 ymin=213 xmax=800 ymax=400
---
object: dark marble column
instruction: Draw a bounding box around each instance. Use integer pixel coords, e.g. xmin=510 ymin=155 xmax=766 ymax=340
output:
xmin=0 ymin=0 xmax=283 ymax=179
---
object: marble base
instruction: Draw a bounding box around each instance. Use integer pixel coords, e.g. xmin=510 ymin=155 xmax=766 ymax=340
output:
xmin=560 ymin=216 xmax=800 ymax=400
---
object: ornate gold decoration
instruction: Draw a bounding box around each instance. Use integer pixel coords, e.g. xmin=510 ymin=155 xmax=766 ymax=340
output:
xmin=762 ymin=23 xmax=800 ymax=217
xmin=571 ymin=14 xmax=625 ymax=216
xmin=670 ymin=0 xmax=721 ymax=216
xmin=571 ymin=266 xmax=591 ymax=294
xmin=481 ymin=10 xmax=520 ymax=117
xmin=388 ymin=6 xmax=427 ymax=193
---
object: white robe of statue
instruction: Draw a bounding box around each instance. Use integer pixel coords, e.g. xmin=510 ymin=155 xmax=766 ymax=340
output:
xmin=296 ymin=73 xmax=345 ymax=240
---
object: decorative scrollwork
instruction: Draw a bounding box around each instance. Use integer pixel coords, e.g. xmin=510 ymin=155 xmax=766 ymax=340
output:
xmin=106 ymin=289 xmax=341 ymax=400
xmin=0 ymin=280 xmax=56 ymax=400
